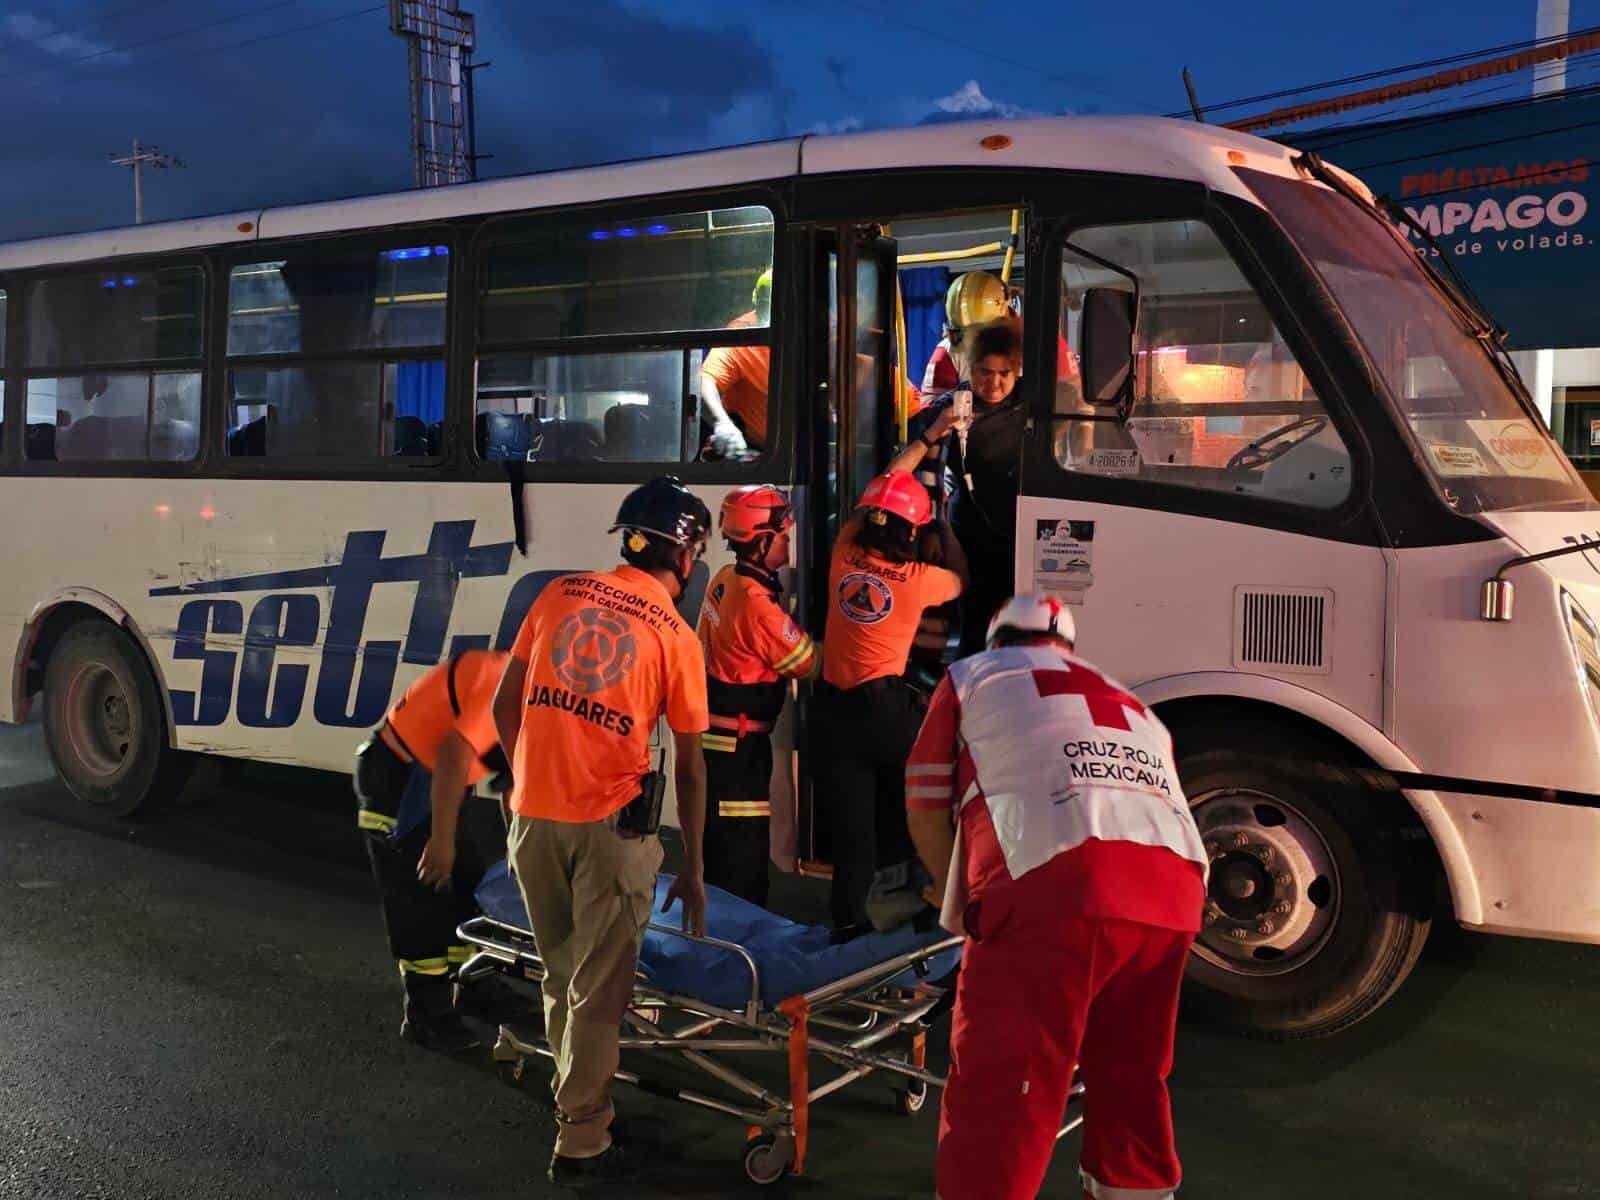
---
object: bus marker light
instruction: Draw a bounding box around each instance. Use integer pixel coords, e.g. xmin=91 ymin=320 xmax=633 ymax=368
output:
xmin=199 ymin=506 xmax=216 ymax=521
xmin=155 ymin=504 xmax=171 ymax=516
xmin=1227 ymin=150 xmax=1247 ymax=165
xmin=980 ymin=134 xmax=1012 ymax=152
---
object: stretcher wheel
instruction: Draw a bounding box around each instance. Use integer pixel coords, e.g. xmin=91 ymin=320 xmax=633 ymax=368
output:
xmin=895 ymin=1079 xmax=928 ymax=1115
xmin=742 ymin=1134 xmax=791 ymax=1185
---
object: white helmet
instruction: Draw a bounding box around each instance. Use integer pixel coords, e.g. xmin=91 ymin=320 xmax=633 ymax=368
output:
xmin=986 ymin=593 xmax=1076 ymax=649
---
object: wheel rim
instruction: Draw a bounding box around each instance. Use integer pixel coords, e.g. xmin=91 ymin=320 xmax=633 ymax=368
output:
xmin=61 ymin=660 xmax=137 ymax=780
xmin=1189 ymin=787 xmax=1341 ymax=978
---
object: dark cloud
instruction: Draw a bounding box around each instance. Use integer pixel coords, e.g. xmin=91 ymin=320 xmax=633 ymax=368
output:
xmin=0 ymin=2 xmax=779 ymax=242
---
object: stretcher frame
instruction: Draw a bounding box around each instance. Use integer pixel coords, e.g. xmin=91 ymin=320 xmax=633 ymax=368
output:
xmin=456 ymin=912 xmax=1084 ymax=1186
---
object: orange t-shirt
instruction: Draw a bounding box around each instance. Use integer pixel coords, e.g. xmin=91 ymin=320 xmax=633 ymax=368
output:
xmin=509 ymin=566 xmax=709 ymax=823
xmin=702 ymin=311 xmax=770 ymax=447
xmin=385 ymin=649 xmax=509 ymax=784
xmin=698 ymin=563 xmax=815 ymax=686
xmin=821 ymin=524 xmax=963 ymax=690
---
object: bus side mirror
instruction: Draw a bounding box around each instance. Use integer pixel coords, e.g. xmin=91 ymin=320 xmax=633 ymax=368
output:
xmin=1080 ymin=287 xmax=1136 ymax=412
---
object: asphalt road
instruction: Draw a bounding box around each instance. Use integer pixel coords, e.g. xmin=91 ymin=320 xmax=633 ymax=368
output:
xmin=1 ymin=719 xmax=1597 ymax=1199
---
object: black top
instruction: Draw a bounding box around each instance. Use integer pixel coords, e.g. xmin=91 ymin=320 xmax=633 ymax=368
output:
xmin=908 ymin=389 xmax=1025 ymax=557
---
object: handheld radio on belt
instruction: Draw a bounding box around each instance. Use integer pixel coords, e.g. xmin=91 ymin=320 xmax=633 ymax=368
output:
xmin=617 ymin=743 xmax=667 ymax=836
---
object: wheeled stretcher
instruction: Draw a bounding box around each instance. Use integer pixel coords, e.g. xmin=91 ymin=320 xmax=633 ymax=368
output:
xmin=458 ymin=862 xmax=1084 ymax=1185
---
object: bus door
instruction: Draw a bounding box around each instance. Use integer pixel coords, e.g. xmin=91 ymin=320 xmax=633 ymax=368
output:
xmin=796 ymin=223 xmax=900 ymax=869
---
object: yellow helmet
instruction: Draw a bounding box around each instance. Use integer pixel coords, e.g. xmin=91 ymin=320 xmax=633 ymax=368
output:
xmin=945 ymin=271 xmax=1008 ymax=329
xmin=752 ymin=268 xmax=774 ymax=309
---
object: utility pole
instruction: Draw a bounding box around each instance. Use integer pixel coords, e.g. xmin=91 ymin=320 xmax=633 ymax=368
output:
xmin=1526 ymin=0 xmax=1570 ymax=431
xmin=107 ymin=139 xmax=184 ymax=225
xmin=390 ymin=0 xmax=477 ymax=187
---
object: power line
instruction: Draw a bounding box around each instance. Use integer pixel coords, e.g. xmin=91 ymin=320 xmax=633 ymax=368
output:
xmin=791 ymin=0 xmax=1166 ymax=114
xmin=0 ymin=0 xmax=301 ymax=87
xmin=0 ymin=0 xmax=186 ymax=60
xmin=0 ymin=2 xmax=387 ymax=90
xmin=1292 ymin=79 xmax=1600 ymax=156
xmin=1298 ymin=51 xmax=1600 ymax=136
xmin=1172 ymin=25 xmax=1600 ymax=120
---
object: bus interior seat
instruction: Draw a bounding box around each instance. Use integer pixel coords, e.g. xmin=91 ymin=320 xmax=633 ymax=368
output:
xmin=530 ymin=417 xmax=603 ymax=463
xmin=392 ymin=415 xmax=429 ymax=456
xmin=56 ymin=415 xmax=147 ymax=461
xmin=25 ymin=423 xmax=56 ymax=461
xmin=227 ymin=408 xmax=276 ymax=457
xmin=149 ymin=419 xmax=199 ymax=462
xmin=425 ymin=421 xmax=444 ymax=455
xmin=477 ymin=411 xmax=532 ymax=460
xmin=603 ymin=402 xmax=678 ymax=462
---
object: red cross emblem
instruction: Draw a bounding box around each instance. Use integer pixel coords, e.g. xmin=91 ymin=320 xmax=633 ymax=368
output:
xmin=1031 ymin=663 xmax=1147 ymax=731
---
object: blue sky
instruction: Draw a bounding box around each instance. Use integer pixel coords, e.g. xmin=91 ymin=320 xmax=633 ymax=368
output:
xmin=0 ymin=0 xmax=1590 ymax=240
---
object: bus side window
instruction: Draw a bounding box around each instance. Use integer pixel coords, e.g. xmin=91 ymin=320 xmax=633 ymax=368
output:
xmin=1055 ymin=221 xmax=1352 ymax=511
xmin=224 ymin=244 xmax=448 ymax=460
xmin=473 ymin=205 xmax=774 ymax=466
xmin=21 ymin=266 xmax=204 ymax=464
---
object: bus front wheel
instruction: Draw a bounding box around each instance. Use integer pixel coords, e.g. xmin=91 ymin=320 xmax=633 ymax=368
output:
xmin=41 ymin=620 xmax=189 ymax=818
xmin=1177 ymin=741 xmax=1431 ymax=1040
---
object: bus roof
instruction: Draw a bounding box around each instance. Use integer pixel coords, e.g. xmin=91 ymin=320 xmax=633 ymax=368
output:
xmin=0 ymin=116 xmax=1307 ymax=270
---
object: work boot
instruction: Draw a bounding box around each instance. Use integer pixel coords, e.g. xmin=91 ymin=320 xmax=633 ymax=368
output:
xmin=400 ymin=972 xmax=483 ymax=1054
xmin=547 ymin=1142 xmax=632 ymax=1188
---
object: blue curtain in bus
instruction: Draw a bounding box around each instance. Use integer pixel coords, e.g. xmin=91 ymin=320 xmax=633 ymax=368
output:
xmin=395 ymin=359 xmax=446 ymax=422
xmin=901 ymin=267 xmax=950 ymax=394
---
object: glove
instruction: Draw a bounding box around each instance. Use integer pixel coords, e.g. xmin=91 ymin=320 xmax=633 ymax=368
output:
xmin=709 ymin=419 xmax=748 ymax=459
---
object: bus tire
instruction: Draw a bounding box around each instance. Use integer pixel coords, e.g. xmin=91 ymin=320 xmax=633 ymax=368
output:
xmin=1177 ymin=740 xmax=1431 ymax=1040
xmin=40 ymin=619 xmax=190 ymax=818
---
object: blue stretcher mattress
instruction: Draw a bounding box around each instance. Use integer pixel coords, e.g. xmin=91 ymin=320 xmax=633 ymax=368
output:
xmin=475 ymin=861 xmax=960 ymax=1010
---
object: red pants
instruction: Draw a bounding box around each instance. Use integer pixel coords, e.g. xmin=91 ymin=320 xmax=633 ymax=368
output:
xmin=937 ymin=902 xmax=1193 ymax=1200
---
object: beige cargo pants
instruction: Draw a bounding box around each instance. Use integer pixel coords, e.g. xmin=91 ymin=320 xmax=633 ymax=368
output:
xmin=507 ymin=812 xmax=663 ymax=1158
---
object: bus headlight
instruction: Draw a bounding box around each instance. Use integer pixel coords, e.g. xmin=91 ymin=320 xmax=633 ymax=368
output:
xmin=1562 ymin=591 xmax=1600 ymax=728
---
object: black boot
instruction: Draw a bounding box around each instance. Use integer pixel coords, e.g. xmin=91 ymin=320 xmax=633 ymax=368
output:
xmin=400 ymin=972 xmax=483 ymax=1054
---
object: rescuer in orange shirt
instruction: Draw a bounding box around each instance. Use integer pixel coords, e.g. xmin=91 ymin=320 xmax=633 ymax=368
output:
xmin=492 ymin=476 xmax=711 ymax=1187
xmin=353 ymin=649 xmax=511 ymax=1054
xmin=817 ymin=470 xmax=967 ymax=934
xmin=699 ymin=270 xmax=773 ymax=457
xmin=696 ymin=485 xmax=818 ymax=907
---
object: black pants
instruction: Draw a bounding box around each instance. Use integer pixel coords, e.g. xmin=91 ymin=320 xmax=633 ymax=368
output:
xmin=814 ymin=679 xmax=927 ymax=929
xmin=703 ymin=728 xmax=774 ymax=908
xmin=353 ymin=737 xmax=504 ymax=979
xmin=958 ymin=546 xmax=1015 ymax=659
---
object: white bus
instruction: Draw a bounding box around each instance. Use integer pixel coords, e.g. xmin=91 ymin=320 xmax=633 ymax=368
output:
xmin=2 ymin=116 xmax=1596 ymax=1039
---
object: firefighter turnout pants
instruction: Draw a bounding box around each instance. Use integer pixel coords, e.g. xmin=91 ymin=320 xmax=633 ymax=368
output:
xmin=508 ymin=812 xmax=663 ymax=1159
xmin=353 ymin=736 xmax=504 ymax=980
xmin=702 ymin=722 xmax=773 ymax=907
xmin=814 ymin=677 xmax=925 ymax=930
xmin=938 ymin=880 xmax=1194 ymax=1200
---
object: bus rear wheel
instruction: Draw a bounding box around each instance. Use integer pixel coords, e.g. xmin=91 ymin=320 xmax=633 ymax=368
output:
xmin=1177 ymin=742 xmax=1431 ymax=1040
xmin=41 ymin=620 xmax=189 ymax=818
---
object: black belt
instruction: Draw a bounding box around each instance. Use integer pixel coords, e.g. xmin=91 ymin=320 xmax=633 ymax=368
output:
xmin=819 ymin=675 xmax=927 ymax=701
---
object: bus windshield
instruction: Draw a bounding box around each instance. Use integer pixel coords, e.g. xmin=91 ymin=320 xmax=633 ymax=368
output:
xmin=1239 ymin=167 xmax=1591 ymax=513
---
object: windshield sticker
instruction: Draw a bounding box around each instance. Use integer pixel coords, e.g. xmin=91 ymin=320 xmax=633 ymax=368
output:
xmin=1073 ymin=446 xmax=1142 ymax=477
xmin=1034 ymin=518 xmax=1095 ymax=606
xmin=1128 ymin=417 xmax=1195 ymax=467
xmin=1425 ymin=441 xmax=1491 ymax=476
xmin=1469 ymin=419 xmax=1570 ymax=480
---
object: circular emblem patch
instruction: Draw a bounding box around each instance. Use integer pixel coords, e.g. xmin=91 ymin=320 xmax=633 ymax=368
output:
xmin=837 ymin=572 xmax=893 ymax=625
xmin=551 ymin=607 xmax=637 ymax=695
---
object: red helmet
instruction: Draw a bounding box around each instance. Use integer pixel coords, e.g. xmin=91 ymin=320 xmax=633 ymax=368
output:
xmin=858 ymin=470 xmax=932 ymax=528
xmin=720 ymin=484 xmax=793 ymax=543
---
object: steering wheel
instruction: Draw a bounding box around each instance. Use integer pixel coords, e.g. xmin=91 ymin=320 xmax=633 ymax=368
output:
xmin=1225 ymin=416 xmax=1328 ymax=473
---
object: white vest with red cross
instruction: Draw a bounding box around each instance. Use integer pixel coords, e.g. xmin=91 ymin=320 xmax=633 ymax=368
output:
xmin=946 ymin=645 xmax=1207 ymax=887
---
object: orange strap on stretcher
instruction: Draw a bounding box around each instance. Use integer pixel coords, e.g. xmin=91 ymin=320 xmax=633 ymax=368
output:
xmin=777 ymin=995 xmax=810 ymax=1176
